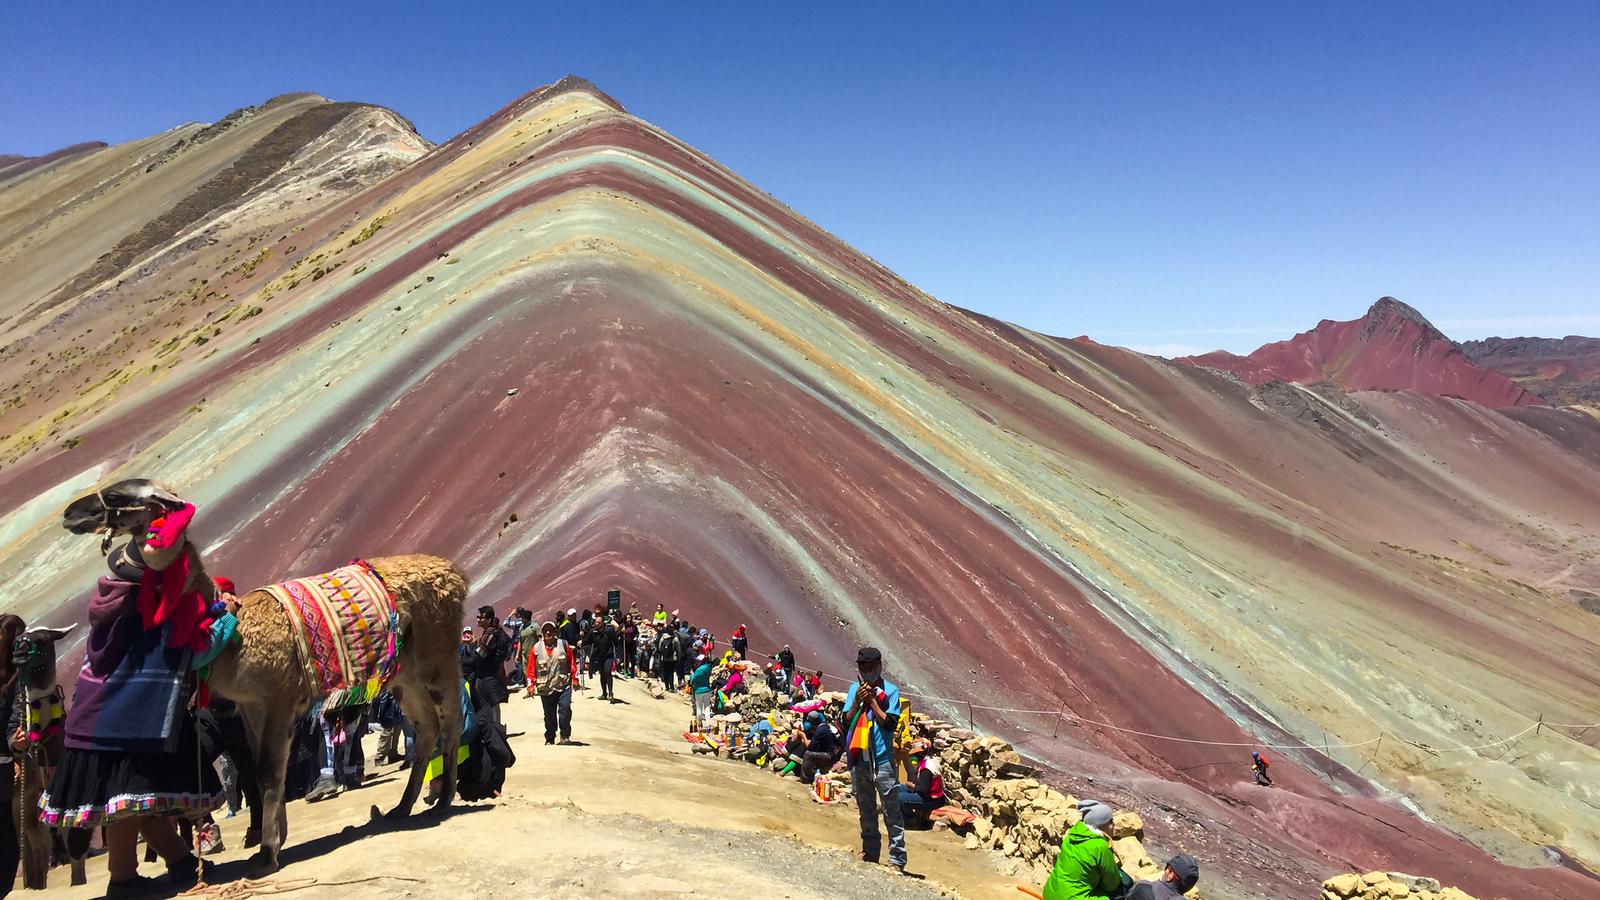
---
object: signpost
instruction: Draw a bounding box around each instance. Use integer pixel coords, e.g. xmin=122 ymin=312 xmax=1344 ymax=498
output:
xmin=606 ymin=589 xmax=621 ymax=617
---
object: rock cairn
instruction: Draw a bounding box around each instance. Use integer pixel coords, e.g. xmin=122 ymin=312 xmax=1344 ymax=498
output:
xmin=907 ymin=712 xmax=1192 ymax=895
xmin=1321 ymin=872 xmax=1476 ymax=900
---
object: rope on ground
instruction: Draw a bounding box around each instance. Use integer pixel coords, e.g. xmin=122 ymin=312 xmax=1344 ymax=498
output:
xmin=686 ymin=631 xmax=1598 ymax=756
xmin=181 ymin=875 xmax=425 ymax=898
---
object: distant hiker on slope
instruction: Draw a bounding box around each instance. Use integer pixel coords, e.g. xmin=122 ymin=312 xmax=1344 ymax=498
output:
xmin=1042 ymin=800 xmax=1131 ymax=900
xmin=1127 ymin=853 xmax=1200 ymax=899
xmin=529 ymin=621 xmax=575 ymax=745
xmin=845 ymin=646 xmax=907 ymax=874
xmin=1251 ymin=751 xmax=1272 ymax=787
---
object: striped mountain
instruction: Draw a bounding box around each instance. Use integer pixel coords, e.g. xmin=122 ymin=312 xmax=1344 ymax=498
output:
xmin=1 ymin=78 xmax=1596 ymax=898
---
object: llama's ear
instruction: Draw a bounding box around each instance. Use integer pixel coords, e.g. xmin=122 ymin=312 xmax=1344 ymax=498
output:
xmin=26 ymin=623 xmax=77 ymax=643
xmin=144 ymin=483 xmax=187 ymax=511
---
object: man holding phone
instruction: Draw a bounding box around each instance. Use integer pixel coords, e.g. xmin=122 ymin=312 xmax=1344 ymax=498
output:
xmin=844 ymin=646 xmax=907 ymax=874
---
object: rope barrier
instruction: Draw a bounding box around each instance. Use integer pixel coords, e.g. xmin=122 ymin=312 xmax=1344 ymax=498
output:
xmin=638 ymin=625 xmax=1599 ymax=757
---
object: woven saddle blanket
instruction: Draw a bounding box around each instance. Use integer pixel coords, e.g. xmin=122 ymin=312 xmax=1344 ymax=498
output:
xmin=263 ymin=560 xmax=401 ymax=712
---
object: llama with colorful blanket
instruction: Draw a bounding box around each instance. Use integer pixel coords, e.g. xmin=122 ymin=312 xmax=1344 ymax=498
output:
xmin=62 ymin=479 xmax=470 ymax=880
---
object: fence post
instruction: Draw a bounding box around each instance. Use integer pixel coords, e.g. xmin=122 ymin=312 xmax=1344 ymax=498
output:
xmin=966 ymin=701 xmax=975 ymax=733
xmin=1052 ymin=701 xmax=1066 ymax=739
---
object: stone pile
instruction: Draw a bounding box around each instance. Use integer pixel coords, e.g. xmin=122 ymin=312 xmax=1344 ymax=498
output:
xmin=908 ymin=713 xmax=1190 ymax=895
xmin=1321 ymin=872 xmax=1475 ymax=900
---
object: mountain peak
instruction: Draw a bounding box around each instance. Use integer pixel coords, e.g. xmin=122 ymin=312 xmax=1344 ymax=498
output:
xmin=1176 ymin=297 xmax=1542 ymax=407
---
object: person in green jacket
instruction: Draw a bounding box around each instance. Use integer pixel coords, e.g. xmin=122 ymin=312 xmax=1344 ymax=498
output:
xmin=1043 ymin=801 xmax=1130 ymax=900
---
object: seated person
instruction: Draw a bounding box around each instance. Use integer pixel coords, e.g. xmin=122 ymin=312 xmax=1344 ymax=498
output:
xmin=1043 ymin=801 xmax=1132 ymax=900
xmin=895 ymin=740 xmax=944 ymax=826
xmin=798 ymin=711 xmax=842 ymax=784
xmin=1127 ymin=854 xmax=1199 ymax=899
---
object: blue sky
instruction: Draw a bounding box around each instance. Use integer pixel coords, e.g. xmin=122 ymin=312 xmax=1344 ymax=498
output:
xmin=3 ymin=2 xmax=1596 ymax=354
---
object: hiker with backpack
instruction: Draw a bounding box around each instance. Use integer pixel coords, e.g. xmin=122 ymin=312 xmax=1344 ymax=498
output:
xmin=1251 ymin=751 xmax=1272 ymax=786
xmin=656 ymin=625 xmax=682 ymax=692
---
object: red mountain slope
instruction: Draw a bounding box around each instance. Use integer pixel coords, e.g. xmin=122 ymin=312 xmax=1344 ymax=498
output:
xmin=1178 ymin=297 xmax=1544 ymax=408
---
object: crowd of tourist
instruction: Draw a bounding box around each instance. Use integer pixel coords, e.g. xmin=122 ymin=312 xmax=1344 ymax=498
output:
xmin=463 ymin=599 xmax=1203 ymax=899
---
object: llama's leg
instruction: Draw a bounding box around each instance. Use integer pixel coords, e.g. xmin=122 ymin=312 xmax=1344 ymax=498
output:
xmin=66 ymin=828 xmax=90 ymax=886
xmin=434 ymin=679 xmax=463 ymax=813
xmin=388 ymin=683 xmax=440 ymax=819
xmin=247 ymin=705 xmax=293 ymax=877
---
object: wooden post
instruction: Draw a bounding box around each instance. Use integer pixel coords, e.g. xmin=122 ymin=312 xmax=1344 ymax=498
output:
xmin=1536 ymin=713 xmax=1543 ymax=737
xmin=1052 ymin=701 xmax=1066 ymax=739
xmin=1322 ymin=731 xmax=1331 ymax=780
xmin=967 ymin=701 xmax=975 ymax=733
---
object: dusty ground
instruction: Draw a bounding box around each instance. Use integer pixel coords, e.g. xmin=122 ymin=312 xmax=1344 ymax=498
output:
xmin=35 ymin=677 xmax=1020 ymax=899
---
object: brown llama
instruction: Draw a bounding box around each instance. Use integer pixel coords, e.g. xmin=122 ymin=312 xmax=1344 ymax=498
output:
xmin=62 ymin=480 xmax=466 ymax=877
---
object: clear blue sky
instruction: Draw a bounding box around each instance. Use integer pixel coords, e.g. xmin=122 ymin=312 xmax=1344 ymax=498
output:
xmin=3 ymin=1 xmax=1596 ymax=354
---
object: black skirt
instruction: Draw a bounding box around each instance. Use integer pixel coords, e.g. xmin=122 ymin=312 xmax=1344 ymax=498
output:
xmin=39 ymin=712 xmax=224 ymax=828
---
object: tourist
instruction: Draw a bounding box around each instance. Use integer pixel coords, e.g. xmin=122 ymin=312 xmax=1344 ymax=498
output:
xmin=1127 ymin=854 xmax=1200 ymax=899
xmin=676 ymin=623 xmax=694 ymax=681
xmin=591 ymin=615 xmax=618 ymax=701
xmin=844 ymin=646 xmax=906 ymax=874
xmin=560 ymin=607 xmax=580 ymax=647
xmin=653 ymin=604 xmax=669 ymax=628
xmin=621 ymin=615 xmax=640 ymax=678
xmin=1251 ymin=751 xmax=1272 ymax=787
xmin=656 ymin=625 xmax=681 ymax=691
xmin=39 ymin=491 xmax=222 ymax=895
xmin=306 ymin=705 xmax=367 ymax=802
xmin=0 ymin=613 xmax=27 ymax=897
xmin=1042 ymin=800 xmax=1131 ymax=900
xmin=503 ymin=608 xmax=528 ymax=689
xmin=895 ymin=740 xmax=944 ymax=827
xmin=577 ymin=609 xmax=594 ymax=684
xmin=529 ymin=621 xmax=575 ymax=744
xmin=690 ymin=654 xmax=715 ymax=725
xmin=731 ymin=623 xmax=749 ymax=658
xmin=777 ymin=644 xmax=796 ymax=677
xmin=799 ymin=711 xmax=842 ymax=784
xmin=468 ymin=606 xmax=511 ymax=725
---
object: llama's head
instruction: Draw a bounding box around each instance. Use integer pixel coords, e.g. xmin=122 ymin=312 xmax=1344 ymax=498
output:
xmin=63 ymin=479 xmax=187 ymax=545
xmin=11 ymin=624 xmax=74 ymax=693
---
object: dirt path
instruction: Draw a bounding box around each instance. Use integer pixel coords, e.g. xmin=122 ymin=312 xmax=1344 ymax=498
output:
xmin=37 ymin=676 xmax=1020 ymax=898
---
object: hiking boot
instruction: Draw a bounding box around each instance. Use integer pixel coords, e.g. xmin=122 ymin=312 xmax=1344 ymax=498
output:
xmin=305 ymin=774 xmax=342 ymax=802
xmin=198 ymin=823 xmax=225 ymax=854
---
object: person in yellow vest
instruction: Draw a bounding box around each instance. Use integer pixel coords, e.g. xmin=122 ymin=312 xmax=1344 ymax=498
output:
xmin=893 ymin=695 xmax=915 ymax=781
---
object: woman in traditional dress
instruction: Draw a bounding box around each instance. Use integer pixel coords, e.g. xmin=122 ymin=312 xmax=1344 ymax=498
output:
xmin=41 ymin=482 xmax=225 ymax=896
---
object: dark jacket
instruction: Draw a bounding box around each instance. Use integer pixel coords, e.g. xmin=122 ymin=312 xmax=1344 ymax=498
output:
xmin=805 ymin=721 xmax=842 ymax=759
xmin=656 ymin=631 xmax=681 ymax=664
xmin=590 ymin=624 xmax=617 ymax=662
xmin=468 ymin=625 xmax=511 ymax=705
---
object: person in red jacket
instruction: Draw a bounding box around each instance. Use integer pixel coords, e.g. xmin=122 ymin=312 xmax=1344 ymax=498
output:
xmin=528 ymin=622 xmax=577 ymax=744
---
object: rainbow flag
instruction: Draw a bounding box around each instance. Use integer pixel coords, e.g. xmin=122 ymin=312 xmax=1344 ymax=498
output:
xmin=847 ymin=686 xmax=885 ymax=766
